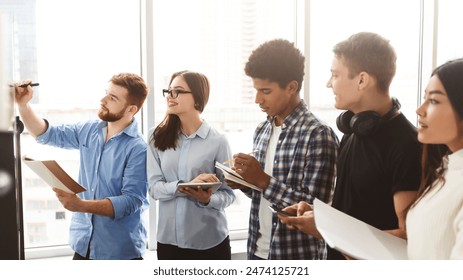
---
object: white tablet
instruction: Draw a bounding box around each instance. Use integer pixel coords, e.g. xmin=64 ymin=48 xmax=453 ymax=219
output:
xmin=175 ymin=181 xmax=222 ymax=196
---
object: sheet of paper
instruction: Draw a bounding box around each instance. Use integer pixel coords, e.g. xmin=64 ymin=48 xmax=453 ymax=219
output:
xmin=313 ymin=198 xmax=408 ymax=260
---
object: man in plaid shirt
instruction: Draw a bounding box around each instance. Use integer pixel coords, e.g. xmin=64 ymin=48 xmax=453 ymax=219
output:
xmin=227 ymin=39 xmax=338 ymax=259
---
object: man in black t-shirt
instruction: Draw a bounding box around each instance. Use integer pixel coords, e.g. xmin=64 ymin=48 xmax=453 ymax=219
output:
xmin=277 ymin=32 xmax=421 ymax=259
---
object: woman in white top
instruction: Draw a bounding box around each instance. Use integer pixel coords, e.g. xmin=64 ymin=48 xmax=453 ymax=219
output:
xmin=147 ymin=70 xmax=236 ymax=260
xmin=407 ymin=58 xmax=463 ymax=259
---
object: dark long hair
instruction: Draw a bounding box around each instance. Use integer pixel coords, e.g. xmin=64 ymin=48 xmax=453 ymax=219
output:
xmin=413 ymin=144 xmax=448 ymax=206
xmin=150 ymin=70 xmax=210 ymax=151
xmin=412 ymin=58 xmax=463 ymax=207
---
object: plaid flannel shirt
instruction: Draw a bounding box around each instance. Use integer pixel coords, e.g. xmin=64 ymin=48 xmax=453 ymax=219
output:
xmin=246 ymin=100 xmax=338 ymax=259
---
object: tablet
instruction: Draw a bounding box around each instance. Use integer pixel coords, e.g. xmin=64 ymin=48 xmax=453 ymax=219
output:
xmin=175 ymin=181 xmax=222 ymax=196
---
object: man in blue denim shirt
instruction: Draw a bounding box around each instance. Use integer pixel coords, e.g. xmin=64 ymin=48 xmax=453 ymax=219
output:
xmin=15 ymin=73 xmax=149 ymax=260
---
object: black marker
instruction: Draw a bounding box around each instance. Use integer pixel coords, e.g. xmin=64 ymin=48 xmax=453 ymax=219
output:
xmin=19 ymin=83 xmax=40 ymax=88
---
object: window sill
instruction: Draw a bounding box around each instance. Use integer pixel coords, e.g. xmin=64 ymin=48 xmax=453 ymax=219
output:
xmin=25 ymin=238 xmax=248 ymax=260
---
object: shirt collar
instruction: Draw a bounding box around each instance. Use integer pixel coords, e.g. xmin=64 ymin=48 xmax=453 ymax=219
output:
xmin=98 ymin=118 xmax=139 ymax=138
xmin=181 ymin=120 xmax=210 ymax=139
xmin=447 ymin=148 xmax=463 ymax=170
xmin=268 ymin=99 xmax=308 ymax=129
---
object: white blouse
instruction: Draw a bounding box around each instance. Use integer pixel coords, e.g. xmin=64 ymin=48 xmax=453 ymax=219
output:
xmin=406 ymin=149 xmax=463 ymax=259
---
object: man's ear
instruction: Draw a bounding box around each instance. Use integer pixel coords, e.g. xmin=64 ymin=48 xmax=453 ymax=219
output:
xmin=357 ymin=72 xmax=370 ymax=90
xmin=287 ymin=80 xmax=299 ymax=94
xmin=127 ymin=104 xmax=139 ymax=115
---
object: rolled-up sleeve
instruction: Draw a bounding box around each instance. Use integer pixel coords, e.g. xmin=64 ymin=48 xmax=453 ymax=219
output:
xmin=108 ymin=141 xmax=148 ymax=220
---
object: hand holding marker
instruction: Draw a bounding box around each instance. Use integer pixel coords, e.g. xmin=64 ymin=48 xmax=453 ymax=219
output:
xmin=19 ymin=82 xmax=39 ymax=88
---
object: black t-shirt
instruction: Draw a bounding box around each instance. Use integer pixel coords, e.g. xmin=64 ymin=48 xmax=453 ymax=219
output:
xmin=328 ymin=114 xmax=421 ymax=260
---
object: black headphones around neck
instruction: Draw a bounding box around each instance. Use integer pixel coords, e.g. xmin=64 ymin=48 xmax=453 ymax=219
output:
xmin=336 ymin=97 xmax=401 ymax=136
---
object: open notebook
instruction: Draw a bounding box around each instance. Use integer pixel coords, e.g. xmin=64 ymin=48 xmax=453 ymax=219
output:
xmin=215 ymin=161 xmax=261 ymax=192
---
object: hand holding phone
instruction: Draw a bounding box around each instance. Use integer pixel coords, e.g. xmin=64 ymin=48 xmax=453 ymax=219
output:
xmin=268 ymin=205 xmax=296 ymax=217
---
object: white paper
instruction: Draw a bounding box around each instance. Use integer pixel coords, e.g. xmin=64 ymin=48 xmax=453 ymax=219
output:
xmin=0 ymin=13 xmax=14 ymax=131
xmin=313 ymin=198 xmax=408 ymax=260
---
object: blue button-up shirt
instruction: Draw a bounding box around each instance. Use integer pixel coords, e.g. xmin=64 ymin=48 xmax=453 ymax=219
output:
xmin=36 ymin=119 xmax=148 ymax=259
xmin=148 ymin=121 xmax=236 ymax=249
xmin=246 ymin=100 xmax=338 ymax=259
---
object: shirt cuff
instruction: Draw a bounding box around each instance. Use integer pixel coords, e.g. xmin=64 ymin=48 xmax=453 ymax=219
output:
xmin=107 ymin=196 xmax=121 ymax=219
xmin=35 ymin=118 xmax=50 ymax=143
xmin=197 ymin=194 xmax=218 ymax=209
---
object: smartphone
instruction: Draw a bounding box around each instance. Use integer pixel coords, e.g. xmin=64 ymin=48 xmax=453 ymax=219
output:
xmin=268 ymin=205 xmax=296 ymax=217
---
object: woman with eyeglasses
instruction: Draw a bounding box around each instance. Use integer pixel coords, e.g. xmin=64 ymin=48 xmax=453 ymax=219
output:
xmin=406 ymin=58 xmax=463 ymax=259
xmin=147 ymin=70 xmax=236 ymax=260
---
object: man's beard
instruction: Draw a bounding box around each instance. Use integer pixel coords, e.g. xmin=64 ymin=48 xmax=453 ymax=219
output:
xmin=98 ymin=106 xmax=125 ymax=122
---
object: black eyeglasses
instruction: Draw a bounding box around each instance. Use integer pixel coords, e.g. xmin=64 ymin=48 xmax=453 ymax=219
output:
xmin=162 ymin=89 xmax=192 ymax=98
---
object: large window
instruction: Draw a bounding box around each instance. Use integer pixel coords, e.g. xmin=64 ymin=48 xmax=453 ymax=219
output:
xmin=436 ymin=0 xmax=463 ymax=64
xmin=4 ymin=0 xmax=141 ymax=251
